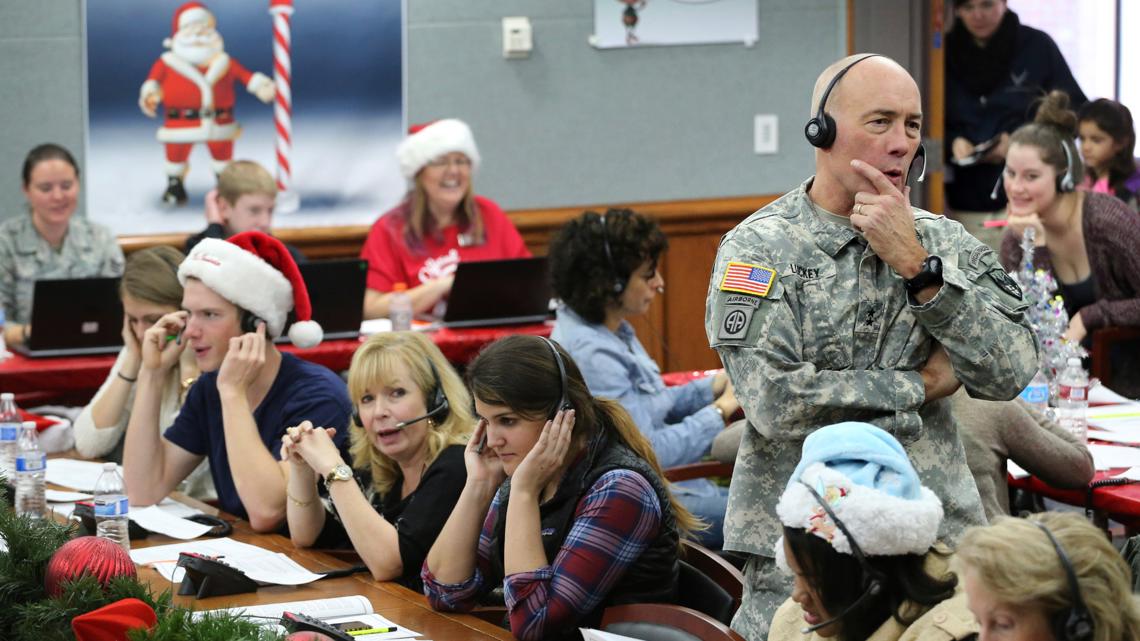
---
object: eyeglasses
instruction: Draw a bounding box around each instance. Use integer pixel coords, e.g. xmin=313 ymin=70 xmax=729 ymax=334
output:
xmin=426 ymin=156 xmax=472 ymax=169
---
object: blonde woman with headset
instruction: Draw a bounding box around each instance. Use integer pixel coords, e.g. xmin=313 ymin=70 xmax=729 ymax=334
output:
xmin=282 ymin=332 xmax=471 ymax=590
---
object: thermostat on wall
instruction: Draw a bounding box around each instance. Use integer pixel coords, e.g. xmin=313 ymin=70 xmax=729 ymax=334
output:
xmin=502 ymin=16 xmax=532 ymax=59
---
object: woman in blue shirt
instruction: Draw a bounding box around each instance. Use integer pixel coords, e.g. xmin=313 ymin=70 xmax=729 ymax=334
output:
xmin=548 ymin=208 xmax=739 ymax=547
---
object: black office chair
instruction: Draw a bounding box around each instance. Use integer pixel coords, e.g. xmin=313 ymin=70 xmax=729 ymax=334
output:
xmin=602 ymin=603 xmax=747 ymax=641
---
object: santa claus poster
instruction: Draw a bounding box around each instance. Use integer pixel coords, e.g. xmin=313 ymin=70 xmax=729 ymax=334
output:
xmin=85 ymin=0 xmax=404 ymax=235
xmin=592 ymin=0 xmax=758 ymax=49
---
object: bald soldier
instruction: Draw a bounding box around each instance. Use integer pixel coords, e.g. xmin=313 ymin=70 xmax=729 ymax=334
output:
xmin=704 ymin=54 xmax=1039 ymax=638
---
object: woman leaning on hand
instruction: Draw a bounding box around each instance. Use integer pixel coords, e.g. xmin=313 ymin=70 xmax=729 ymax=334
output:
xmin=0 ymin=143 xmax=124 ymax=348
xmin=422 ymin=335 xmax=701 ymax=641
xmin=282 ymin=332 xmax=471 ymax=591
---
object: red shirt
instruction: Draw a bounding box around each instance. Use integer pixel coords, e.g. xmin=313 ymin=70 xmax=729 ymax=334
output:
xmin=360 ymin=195 xmax=531 ymax=292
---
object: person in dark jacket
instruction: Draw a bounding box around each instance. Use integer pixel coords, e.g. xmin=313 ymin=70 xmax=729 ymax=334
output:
xmin=422 ymin=335 xmax=700 ymax=641
xmin=945 ymin=0 xmax=1086 ymax=247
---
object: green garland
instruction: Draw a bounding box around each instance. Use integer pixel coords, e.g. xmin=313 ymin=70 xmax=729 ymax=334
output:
xmin=0 ymin=489 xmax=282 ymax=640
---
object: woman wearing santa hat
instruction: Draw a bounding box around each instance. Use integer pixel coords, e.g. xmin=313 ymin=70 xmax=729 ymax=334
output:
xmin=361 ymin=119 xmax=531 ymax=320
xmin=0 ymin=143 xmax=124 ymax=348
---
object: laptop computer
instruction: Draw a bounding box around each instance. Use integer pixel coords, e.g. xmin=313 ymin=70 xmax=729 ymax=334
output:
xmin=440 ymin=257 xmax=553 ymax=328
xmin=287 ymin=258 xmax=367 ymax=341
xmin=16 ymin=277 xmax=124 ymax=357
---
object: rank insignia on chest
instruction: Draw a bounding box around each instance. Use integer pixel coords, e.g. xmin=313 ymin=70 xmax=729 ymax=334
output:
xmin=719 ymin=261 xmax=776 ymax=297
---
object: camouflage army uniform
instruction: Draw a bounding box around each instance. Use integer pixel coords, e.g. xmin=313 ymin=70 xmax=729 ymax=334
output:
xmin=705 ymin=180 xmax=1038 ymax=639
xmin=0 ymin=215 xmax=124 ymax=324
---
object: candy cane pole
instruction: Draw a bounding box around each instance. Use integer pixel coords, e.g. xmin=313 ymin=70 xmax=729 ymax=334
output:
xmin=269 ymin=0 xmax=299 ymax=212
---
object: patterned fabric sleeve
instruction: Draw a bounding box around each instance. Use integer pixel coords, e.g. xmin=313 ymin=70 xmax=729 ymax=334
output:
xmin=502 ymin=470 xmax=662 ymax=641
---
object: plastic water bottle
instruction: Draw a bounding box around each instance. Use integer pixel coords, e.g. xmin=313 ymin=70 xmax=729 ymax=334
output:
xmin=1056 ymin=357 xmax=1089 ymax=441
xmin=0 ymin=393 xmax=20 ymax=481
xmin=93 ymin=462 xmax=130 ymax=552
xmin=14 ymin=421 xmax=45 ymax=519
xmin=1018 ymin=368 xmax=1050 ymax=413
xmin=389 ymin=282 xmax=413 ymax=332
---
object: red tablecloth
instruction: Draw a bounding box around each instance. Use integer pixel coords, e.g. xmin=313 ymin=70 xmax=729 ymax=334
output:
xmin=1009 ymin=470 xmax=1140 ymax=528
xmin=0 ymin=323 xmax=552 ymax=406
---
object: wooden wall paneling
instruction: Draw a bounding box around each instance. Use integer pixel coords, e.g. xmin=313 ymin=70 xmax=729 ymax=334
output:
xmin=116 ymin=194 xmax=775 ymax=371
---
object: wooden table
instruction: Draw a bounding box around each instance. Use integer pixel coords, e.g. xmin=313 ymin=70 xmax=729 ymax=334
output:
xmin=128 ymin=497 xmax=515 ymax=640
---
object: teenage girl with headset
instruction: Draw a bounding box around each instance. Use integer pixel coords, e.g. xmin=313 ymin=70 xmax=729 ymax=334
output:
xmin=282 ymin=332 xmax=471 ymax=590
xmin=1077 ymin=99 xmax=1140 ymax=211
xmin=422 ymin=335 xmax=700 ymax=641
xmin=999 ymin=90 xmax=1140 ymax=397
xmin=957 ymin=512 xmax=1140 ymax=641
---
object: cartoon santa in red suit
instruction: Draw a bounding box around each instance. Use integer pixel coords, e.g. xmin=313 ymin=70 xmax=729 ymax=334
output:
xmin=138 ymin=2 xmax=275 ymax=206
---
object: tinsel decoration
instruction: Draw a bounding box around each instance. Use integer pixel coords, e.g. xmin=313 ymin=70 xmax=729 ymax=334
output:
xmin=45 ymin=536 xmax=136 ymax=597
xmin=1009 ymin=226 xmax=1086 ymax=382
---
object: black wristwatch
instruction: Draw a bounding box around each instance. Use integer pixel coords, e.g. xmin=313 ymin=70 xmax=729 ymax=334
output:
xmin=904 ymin=255 xmax=943 ymax=297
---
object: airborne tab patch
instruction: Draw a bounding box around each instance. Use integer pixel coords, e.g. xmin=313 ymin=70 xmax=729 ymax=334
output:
xmin=719 ymin=261 xmax=776 ymax=297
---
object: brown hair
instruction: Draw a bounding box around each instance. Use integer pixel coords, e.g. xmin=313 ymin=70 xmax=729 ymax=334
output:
xmin=957 ymin=513 xmax=1140 ymax=641
xmin=466 ymin=335 xmax=702 ymax=539
xmin=404 ymin=177 xmax=484 ymax=251
xmin=1010 ymin=91 xmax=1084 ymax=187
xmin=216 ymin=160 xmax=277 ymax=206
xmin=346 ymin=332 xmax=472 ymax=496
xmin=21 ymin=143 xmax=80 ymax=188
xmin=120 ymin=246 xmax=185 ymax=307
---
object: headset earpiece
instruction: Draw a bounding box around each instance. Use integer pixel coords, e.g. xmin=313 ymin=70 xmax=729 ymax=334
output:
xmin=909 ymin=143 xmax=927 ymax=185
xmin=804 ymin=54 xmax=882 ymax=150
xmin=538 ymin=336 xmax=572 ymax=417
xmin=240 ymin=310 xmax=263 ymax=334
xmin=352 ymin=411 xmax=362 ymax=428
xmin=426 ymin=359 xmax=450 ymax=422
xmin=1057 ymin=140 xmax=1077 ymax=193
xmin=599 ymin=212 xmax=625 ymax=295
xmin=1034 ymin=521 xmax=1094 ymax=641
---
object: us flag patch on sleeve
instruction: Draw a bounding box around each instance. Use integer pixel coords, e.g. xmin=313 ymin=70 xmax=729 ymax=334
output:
xmin=719 ymin=261 xmax=776 ymax=297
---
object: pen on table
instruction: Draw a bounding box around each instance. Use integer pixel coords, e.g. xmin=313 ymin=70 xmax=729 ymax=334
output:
xmin=348 ymin=627 xmax=396 ymax=636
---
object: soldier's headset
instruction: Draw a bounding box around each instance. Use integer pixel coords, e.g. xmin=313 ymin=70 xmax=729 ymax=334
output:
xmin=799 ymin=482 xmax=889 ymax=635
xmin=805 ymin=54 xmax=926 ymax=185
xmin=1032 ymin=521 xmax=1095 ymax=641
xmin=598 ymin=211 xmax=625 ymax=295
xmin=991 ymin=136 xmax=1078 ymax=200
xmin=351 ymin=358 xmax=450 ymax=430
xmin=538 ymin=336 xmax=574 ymax=418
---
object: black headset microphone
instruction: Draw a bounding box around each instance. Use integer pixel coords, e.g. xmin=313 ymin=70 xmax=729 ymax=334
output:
xmin=1033 ymin=521 xmax=1095 ymax=641
xmin=351 ymin=360 xmax=451 ymax=430
xmin=798 ymin=483 xmax=888 ymax=635
xmin=805 ymin=53 xmax=926 ymax=188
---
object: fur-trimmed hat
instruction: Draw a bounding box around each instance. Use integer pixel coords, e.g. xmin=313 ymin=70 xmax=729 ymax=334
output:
xmin=396 ymin=119 xmax=480 ymax=181
xmin=177 ymin=231 xmax=323 ymax=347
xmin=774 ymin=422 xmax=943 ymax=569
xmin=164 ymin=2 xmax=213 ymax=48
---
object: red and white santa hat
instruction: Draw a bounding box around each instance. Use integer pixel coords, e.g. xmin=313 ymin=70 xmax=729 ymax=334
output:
xmin=178 ymin=231 xmax=323 ymax=348
xmin=396 ymin=119 xmax=481 ymax=182
xmin=164 ymin=2 xmax=214 ymax=48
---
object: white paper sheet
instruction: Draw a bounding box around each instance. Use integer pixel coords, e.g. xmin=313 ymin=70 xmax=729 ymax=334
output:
xmin=581 ymin=630 xmax=644 ymax=641
xmin=198 ymin=594 xmax=373 ymax=622
xmin=1007 ymin=460 xmax=1030 ymax=479
xmin=45 ymin=459 xmax=123 ymax=491
xmin=129 ymin=505 xmax=213 ymax=540
xmin=1087 ymin=444 xmax=1140 ymax=470
xmin=130 ymin=537 xmax=270 ymax=565
xmin=1113 ymin=467 xmax=1140 ymax=481
xmin=46 ymin=489 xmax=91 ymax=502
xmin=1090 ymin=386 xmax=1135 ymax=404
xmin=1087 ymin=430 xmax=1140 ymax=444
xmin=235 ymin=552 xmax=326 ymax=585
xmin=132 ymin=538 xmax=325 ymax=586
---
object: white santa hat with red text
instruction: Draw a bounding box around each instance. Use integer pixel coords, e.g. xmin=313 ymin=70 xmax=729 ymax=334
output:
xmin=178 ymin=231 xmax=323 ymax=348
xmin=396 ymin=119 xmax=481 ymax=182
xmin=164 ymin=2 xmax=214 ymax=48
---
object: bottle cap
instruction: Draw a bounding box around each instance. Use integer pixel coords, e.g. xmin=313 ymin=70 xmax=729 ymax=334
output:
xmin=1 ymin=392 xmax=12 ymax=401
xmin=21 ymin=421 xmax=34 ymax=429
xmin=393 ymin=282 xmax=408 ymax=292
xmin=103 ymin=462 xmax=116 ymax=471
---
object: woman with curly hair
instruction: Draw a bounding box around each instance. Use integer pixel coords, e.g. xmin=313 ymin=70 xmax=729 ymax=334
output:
xmin=282 ymin=331 xmax=471 ymax=590
xmin=958 ymin=512 xmax=1140 ymax=641
xmin=548 ymin=208 xmax=739 ymax=547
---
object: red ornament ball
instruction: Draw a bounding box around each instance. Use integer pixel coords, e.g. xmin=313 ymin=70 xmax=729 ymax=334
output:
xmin=45 ymin=536 xmax=136 ymax=597
xmin=285 ymin=633 xmax=335 ymax=641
